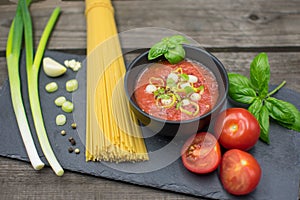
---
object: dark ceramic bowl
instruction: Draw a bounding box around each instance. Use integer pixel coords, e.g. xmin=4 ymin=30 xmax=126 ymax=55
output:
xmin=124 ymin=45 xmax=228 ymax=137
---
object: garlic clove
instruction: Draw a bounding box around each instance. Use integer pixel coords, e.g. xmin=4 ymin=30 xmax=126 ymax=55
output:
xmin=43 ymin=57 xmax=67 ymax=77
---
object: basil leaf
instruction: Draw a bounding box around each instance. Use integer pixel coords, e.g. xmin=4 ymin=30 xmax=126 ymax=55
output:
xmin=164 ymin=44 xmax=185 ymax=64
xmin=169 ymin=35 xmax=189 ymax=44
xmin=248 ymin=99 xmax=270 ymax=143
xmin=265 ymin=97 xmax=300 ymax=131
xmin=248 ymin=98 xmax=263 ymax=116
xmin=148 ymin=41 xmax=168 ymax=60
xmin=228 ymin=73 xmax=257 ymax=104
xmin=228 ymin=73 xmax=253 ymax=89
xmin=278 ymin=110 xmax=300 ymax=132
xmin=250 ymin=53 xmax=270 ymax=97
xmin=248 ymin=98 xmax=270 ymax=143
xmin=265 ymin=97 xmax=295 ymax=124
xmin=229 ymin=86 xmax=257 ymax=104
xmin=257 ymin=106 xmax=270 ymax=144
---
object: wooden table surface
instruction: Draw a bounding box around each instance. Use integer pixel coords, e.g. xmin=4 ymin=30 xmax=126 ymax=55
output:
xmin=0 ymin=0 xmax=299 ymax=199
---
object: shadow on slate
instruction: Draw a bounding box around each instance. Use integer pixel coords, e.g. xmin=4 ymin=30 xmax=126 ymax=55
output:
xmin=0 ymin=50 xmax=299 ymax=200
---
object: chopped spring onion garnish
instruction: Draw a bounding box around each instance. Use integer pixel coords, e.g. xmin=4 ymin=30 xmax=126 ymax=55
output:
xmin=6 ymin=0 xmax=45 ymax=171
xmin=156 ymin=93 xmax=176 ymax=108
xmin=188 ymin=75 xmax=198 ymax=83
xmin=149 ymin=67 xmax=204 ymax=116
xmin=66 ymin=79 xmax=78 ymax=92
xmin=62 ymin=101 xmax=74 ymax=113
xmin=179 ymin=101 xmax=200 ymax=116
xmin=149 ymin=77 xmax=164 ymax=87
xmin=190 ymin=93 xmax=201 ymax=101
xmin=21 ymin=0 xmax=63 ymax=176
xmin=45 ymin=82 xmax=58 ymax=93
xmin=56 ymin=114 xmax=66 ymax=126
xmin=54 ymin=96 xmax=67 ymax=106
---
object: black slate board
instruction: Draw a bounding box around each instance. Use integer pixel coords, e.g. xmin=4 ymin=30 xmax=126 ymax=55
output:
xmin=0 ymin=50 xmax=300 ymax=200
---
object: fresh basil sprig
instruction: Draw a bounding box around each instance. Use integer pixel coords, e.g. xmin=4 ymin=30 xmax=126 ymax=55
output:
xmin=229 ymin=53 xmax=300 ymax=144
xmin=148 ymin=35 xmax=189 ymax=64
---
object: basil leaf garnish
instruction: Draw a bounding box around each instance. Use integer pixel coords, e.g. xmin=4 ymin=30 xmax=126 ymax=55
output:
xmin=148 ymin=41 xmax=168 ymax=60
xmin=164 ymin=44 xmax=185 ymax=64
xmin=168 ymin=35 xmax=189 ymax=44
xmin=148 ymin=35 xmax=188 ymax=64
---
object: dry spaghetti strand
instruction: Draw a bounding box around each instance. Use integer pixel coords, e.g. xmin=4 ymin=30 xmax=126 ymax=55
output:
xmin=85 ymin=0 xmax=148 ymax=162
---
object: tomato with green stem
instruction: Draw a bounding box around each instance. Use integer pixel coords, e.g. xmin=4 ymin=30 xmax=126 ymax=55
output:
xmin=181 ymin=132 xmax=221 ymax=174
xmin=214 ymin=108 xmax=260 ymax=151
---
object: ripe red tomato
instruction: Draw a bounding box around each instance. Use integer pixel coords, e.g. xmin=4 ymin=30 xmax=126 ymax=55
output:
xmin=181 ymin=132 xmax=221 ymax=174
xmin=214 ymin=108 xmax=260 ymax=151
xmin=220 ymin=149 xmax=262 ymax=195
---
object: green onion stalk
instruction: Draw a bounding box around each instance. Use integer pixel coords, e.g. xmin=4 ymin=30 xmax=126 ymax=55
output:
xmin=6 ymin=0 xmax=45 ymax=170
xmin=20 ymin=0 xmax=63 ymax=176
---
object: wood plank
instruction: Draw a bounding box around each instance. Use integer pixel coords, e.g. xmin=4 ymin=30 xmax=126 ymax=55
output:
xmin=0 ymin=157 xmax=199 ymax=200
xmin=0 ymin=0 xmax=300 ymax=51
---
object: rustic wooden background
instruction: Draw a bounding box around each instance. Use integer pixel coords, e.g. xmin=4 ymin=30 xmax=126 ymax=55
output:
xmin=0 ymin=0 xmax=299 ymax=199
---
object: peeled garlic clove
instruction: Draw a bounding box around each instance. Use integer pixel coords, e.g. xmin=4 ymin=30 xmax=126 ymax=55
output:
xmin=43 ymin=57 xmax=67 ymax=77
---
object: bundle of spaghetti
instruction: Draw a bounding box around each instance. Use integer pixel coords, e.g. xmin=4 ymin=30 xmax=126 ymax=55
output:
xmin=85 ymin=0 xmax=149 ymax=162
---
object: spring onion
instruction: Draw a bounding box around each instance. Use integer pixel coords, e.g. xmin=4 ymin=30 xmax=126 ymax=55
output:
xmin=66 ymin=79 xmax=78 ymax=92
xmin=179 ymin=101 xmax=200 ymax=116
xmin=6 ymin=0 xmax=44 ymax=170
xmin=54 ymin=96 xmax=66 ymax=106
xmin=56 ymin=114 xmax=66 ymax=126
xmin=62 ymin=101 xmax=74 ymax=113
xmin=149 ymin=77 xmax=164 ymax=87
xmin=45 ymin=82 xmax=58 ymax=93
xmin=20 ymin=0 xmax=63 ymax=176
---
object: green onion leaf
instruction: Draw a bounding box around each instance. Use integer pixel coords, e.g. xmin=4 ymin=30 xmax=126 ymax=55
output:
xmin=180 ymin=73 xmax=189 ymax=81
xmin=6 ymin=0 xmax=45 ymax=171
xmin=21 ymin=0 xmax=63 ymax=176
xmin=184 ymin=86 xmax=194 ymax=95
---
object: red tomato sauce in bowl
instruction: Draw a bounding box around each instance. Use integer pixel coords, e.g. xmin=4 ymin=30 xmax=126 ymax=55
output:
xmin=134 ymin=60 xmax=219 ymax=121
